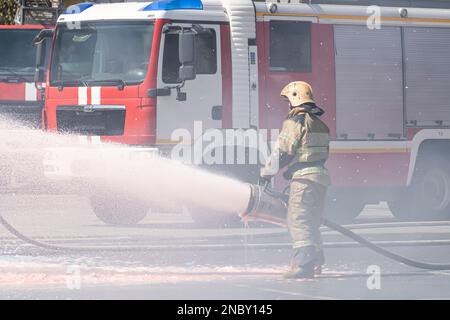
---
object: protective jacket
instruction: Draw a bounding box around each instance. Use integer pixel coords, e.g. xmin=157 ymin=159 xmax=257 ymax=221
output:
xmin=261 ymin=104 xmax=330 ymax=186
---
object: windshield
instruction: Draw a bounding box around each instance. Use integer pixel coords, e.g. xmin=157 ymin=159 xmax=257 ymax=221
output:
xmin=0 ymin=29 xmax=40 ymax=79
xmin=50 ymin=22 xmax=154 ymax=86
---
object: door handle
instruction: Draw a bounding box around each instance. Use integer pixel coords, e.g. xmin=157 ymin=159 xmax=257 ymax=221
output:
xmin=148 ymin=88 xmax=171 ymax=97
xmin=211 ymin=105 xmax=223 ymax=120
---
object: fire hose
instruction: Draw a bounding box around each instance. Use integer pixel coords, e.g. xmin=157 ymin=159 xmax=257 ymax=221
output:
xmin=1 ymin=183 xmax=450 ymax=270
xmin=240 ymin=183 xmax=450 ymax=271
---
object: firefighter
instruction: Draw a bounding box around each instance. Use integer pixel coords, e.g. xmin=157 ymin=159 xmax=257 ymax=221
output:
xmin=260 ymin=81 xmax=330 ymax=279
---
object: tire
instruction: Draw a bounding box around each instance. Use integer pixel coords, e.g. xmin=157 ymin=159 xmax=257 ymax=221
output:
xmin=324 ymin=196 xmax=365 ymax=224
xmin=90 ymin=195 xmax=148 ymax=226
xmin=388 ymin=157 xmax=450 ymax=221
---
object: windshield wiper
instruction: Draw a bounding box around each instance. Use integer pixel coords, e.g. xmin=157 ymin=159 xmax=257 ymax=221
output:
xmin=52 ymin=79 xmax=88 ymax=91
xmin=84 ymin=79 xmax=127 ymax=91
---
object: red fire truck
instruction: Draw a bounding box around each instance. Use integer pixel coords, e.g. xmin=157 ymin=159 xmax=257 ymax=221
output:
xmin=0 ymin=0 xmax=62 ymax=127
xmin=0 ymin=24 xmax=44 ymax=128
xmin=35 ymin=0 xmax=450 ymax=225
xmin=0 ymin=0 xmax=62 ymax=189
xmin=0 ymin=24 xmax=49 ymax=189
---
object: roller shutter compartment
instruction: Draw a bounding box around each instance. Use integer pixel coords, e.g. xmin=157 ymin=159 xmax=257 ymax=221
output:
xmin=334 ymin=25 xmax=404 ymax=140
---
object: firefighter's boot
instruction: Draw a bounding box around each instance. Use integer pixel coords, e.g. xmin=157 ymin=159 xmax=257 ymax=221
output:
xmin=284 ymin=245 xmax=319 ymax=279
xmin=314 ymin=250 xmax=325 ymax=275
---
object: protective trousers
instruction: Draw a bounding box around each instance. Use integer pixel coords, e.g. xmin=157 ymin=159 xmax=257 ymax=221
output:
xmin=287 ymin=178 xmax=327 ymax=250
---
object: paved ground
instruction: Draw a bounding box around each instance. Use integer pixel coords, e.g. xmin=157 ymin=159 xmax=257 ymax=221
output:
xmin=1 ymin=194 xmax=450 ymax=300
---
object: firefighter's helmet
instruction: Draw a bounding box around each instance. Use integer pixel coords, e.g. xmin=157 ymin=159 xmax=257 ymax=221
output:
xmin=280 ymin=81 xmax=315 ymax=107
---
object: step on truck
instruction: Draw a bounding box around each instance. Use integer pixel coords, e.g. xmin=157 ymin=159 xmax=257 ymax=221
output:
xmin=34 ymin=0 xmax=450 ymax=225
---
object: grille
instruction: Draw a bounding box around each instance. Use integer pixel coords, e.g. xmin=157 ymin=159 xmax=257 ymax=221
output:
xmin=56 ymin=105 xmax=125 ymax=136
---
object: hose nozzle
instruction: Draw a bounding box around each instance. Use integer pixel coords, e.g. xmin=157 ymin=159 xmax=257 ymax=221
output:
xmin=240 ymin=184 xmax=288 ymax=227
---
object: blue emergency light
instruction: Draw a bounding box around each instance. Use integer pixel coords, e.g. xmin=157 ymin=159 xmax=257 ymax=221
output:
xmin=143 ymin=0 xmax=203 ymax=11
xmin=63 ymin=2 xmax=94 ymax=14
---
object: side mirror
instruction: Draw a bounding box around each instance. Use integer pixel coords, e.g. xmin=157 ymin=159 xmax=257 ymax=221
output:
xmin=34 ymin=69 xmax=46 ymax=84
xmin=34 ymin=41 xmax=47 ymax=84
xmin=178 ymin=30 xmax=196 ymax=81
xmin=33 ymin=29 xmax=53 ymax=87
xmin=33 ymin=28 xmax=54 ymax=45
xmin=179 ymin=65 xmax=195 ymax=82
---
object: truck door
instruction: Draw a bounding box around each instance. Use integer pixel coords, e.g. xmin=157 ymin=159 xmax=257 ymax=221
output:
xmin=261 ymin=20 xmax=336 ymax=136
xmin=156 ymin=23 xmax=222 ymax=145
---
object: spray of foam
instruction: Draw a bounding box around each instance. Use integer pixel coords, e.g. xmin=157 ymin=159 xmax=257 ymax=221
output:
xmin=0 ymin=116 xmax=251 ymax=216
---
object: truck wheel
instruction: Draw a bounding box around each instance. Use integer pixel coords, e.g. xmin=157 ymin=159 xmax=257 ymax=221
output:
xmin=324 ymin=198 xmax=365 ymax=224
xmin=90 ymin=195 xmax=148 ymax=226
xmin=387 ymin=190 xmax=415 ymax=221
xmin=388 ymin=157 xmax=450 ymax=221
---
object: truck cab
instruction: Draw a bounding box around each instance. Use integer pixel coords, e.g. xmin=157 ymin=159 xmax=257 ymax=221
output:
xmin=0 ymin=0 xmax=62 ymax=127
xmin=0 ymin=25 xmax=46 ymax=128
xmin=39 ymin=1 xmax=229 ymax=146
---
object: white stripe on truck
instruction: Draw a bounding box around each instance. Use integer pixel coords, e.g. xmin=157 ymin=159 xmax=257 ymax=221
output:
xmin=25 ymin=83 xmax=37 ymax=101
xmin=91 ymin=87 xmax=101 ymax=105
xmin=78 ymin=87 xmax=88 ymax=105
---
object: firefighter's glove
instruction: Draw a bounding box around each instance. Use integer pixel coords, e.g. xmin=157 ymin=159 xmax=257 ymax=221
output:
xmin=258 ymin=175 xmax=272 ymax=186
xmin=283 ymin=170 xmax=293 ymax=181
